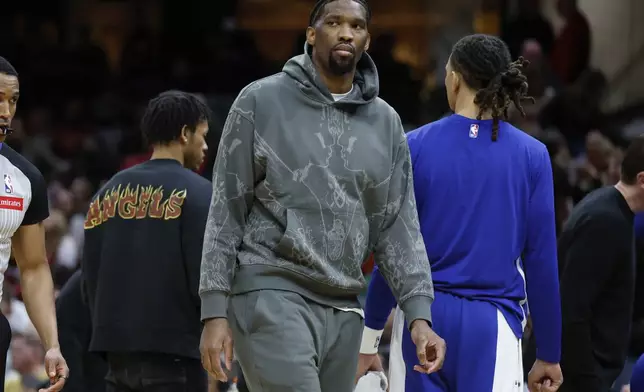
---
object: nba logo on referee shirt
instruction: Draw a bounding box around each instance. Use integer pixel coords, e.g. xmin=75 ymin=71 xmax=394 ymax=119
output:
xmin=4 ymin=174 xmax=13 ymax=194
xmin=469 ymin=124 xmax=479 ymax=138
xmin=0 ymin=174 xmax=21 ymax=210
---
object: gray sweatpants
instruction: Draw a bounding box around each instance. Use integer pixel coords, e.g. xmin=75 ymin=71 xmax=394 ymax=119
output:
xmin=228 ymin=289 xmax=364 ymax=392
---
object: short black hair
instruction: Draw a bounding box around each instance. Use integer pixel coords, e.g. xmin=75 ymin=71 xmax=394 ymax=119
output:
xmin=620 ymin=135 xmax=644 ymax=185
xmin=140 ymin=90 xmax=211 ymax=147
xmin=309 ymin=0 xmax=371 ymax=26
xmin=0 ymin=57 xmax=18 ymax=77
xmin=450 ymin=34 xmax=533 ymax=141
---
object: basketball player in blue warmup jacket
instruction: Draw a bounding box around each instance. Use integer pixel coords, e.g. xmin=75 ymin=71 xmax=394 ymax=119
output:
xmin=357 ymin=35 xmax=564 ymax=392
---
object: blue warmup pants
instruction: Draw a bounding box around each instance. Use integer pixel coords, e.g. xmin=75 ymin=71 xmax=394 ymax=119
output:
xmin=389 ymin=291 xmax=524 ymax=392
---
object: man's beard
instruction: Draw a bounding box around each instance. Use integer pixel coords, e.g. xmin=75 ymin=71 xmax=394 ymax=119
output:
xmin=328 ymin=53 xmax=356 ymax=75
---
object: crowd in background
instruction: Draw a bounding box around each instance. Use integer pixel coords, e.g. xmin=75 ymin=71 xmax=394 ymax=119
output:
xmin=0 ymin=0 xmax=643 ymax=390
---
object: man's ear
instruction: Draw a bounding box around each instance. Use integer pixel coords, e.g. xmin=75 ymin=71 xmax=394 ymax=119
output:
xmin=306 ymin=26 xmax=316 ymax=47
xmin=636 ymin=171 xmax=644 ymax=187
xmin=180 ymin=125 xmax=189 ymax=144
xmin=452 ymin=71 xmax=461 ymax=93
xmin=365 ymin=34 xmax=371 ymax=51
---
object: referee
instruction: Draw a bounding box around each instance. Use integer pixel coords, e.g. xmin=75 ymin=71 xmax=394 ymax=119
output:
xmin=0 ymin=56 xmax=69 ymax=391
xmin=81 ymin=91 xmax=212 ymax=392
xmin=559 ymin=135 xmax=644 ymax=392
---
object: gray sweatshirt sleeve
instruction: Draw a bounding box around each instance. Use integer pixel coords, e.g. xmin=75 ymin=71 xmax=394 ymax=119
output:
xmin=199 ymin=108 xmax=257 ymax=320
xmin=373 ymin=126 xmax=434 ymax=328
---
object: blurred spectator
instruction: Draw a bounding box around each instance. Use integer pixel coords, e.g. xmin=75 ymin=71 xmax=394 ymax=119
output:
xmin=539 ymin=69 xmax=607 ymax=154
xmin=570 ymin=131 xmax=616 ymax=203
xmin=67 ymin=27 xmax=111 ymax=100
xmin=44 ymin=210 xmax=79 ymax=285
xmin=501 ymin=0 xmax=555 ymax=59
xmin=550 ymin=0 xmax=591 ymax=85
xmin=539 ymin=131 xmax=573 ymax=235
xmin=120 ymin=29 xmax=165 ymax=102
xmin=67 ymin=177 xmax=93 ymax=251
xmin=368 ymin=33 xmax=420 ymax=126
xmin=0 ymin=283 xmax=32 ymax=338
xmin=508 ymin=39 xmax=557 ymax=136
xmin=17 ymin=107 xmax=69 ymax=178
xmin=4 ymin=333 xmax=48 ymax=392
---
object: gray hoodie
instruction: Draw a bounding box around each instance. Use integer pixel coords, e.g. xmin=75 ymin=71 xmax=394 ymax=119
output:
xmin=200 ymin=45 xmax=434 ymax=327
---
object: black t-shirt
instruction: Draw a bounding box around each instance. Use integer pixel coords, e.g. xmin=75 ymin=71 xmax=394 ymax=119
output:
xmin=558 ymin=186 xmax=635 ymax=391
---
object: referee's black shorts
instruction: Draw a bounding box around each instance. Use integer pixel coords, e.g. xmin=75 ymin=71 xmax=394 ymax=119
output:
xmin=0 ymin=312 xmax=12 ymax=392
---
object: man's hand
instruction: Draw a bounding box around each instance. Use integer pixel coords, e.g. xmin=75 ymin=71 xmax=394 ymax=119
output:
xmin=527 ymin=359 xmax=563 ymax=392
xmin=200 ymin=318 xmax=234 ymax=382
xmin=409 ymin=319 xmax=446 ymax=374
xmin=38 ymin=347 xmax=69 ymax=392
xmin=355 ymin=353 xmax=384 ymax=384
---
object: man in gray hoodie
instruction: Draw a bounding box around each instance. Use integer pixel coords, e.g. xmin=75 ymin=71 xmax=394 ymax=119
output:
xmin=199 ymin=1 xmax=445 ymax=391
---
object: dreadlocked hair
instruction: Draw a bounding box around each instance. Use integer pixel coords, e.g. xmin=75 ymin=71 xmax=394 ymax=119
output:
xmin=309 ymin=0 xmax=371 ymax=26
xmin=450 ymin=34 xmax=534 ymax=141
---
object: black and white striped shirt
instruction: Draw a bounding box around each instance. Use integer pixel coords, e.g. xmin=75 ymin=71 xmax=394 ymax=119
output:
xmin=0 ymin=144 xmax=49 ymax=294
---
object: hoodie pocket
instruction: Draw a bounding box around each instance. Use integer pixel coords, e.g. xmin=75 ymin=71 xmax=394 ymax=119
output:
xmin=274 ymin=207 xmax=369 ymax=280
xmin=274 ymin=208 xmax=320 ymax=263
xmin=229 ymin=291 xmax=263 ymax=336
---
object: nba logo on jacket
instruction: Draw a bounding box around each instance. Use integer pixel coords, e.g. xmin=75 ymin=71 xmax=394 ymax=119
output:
xmin=3 ymin=174 xmax=13 ymax=194
xmin=469 ymin=124 xmax=479 ymax=138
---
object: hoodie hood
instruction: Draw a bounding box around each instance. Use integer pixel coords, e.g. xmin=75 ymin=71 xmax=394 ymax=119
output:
xmin=282 ymin=42 xmax=379 ymax=107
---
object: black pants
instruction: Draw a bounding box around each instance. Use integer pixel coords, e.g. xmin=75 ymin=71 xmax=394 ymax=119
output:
xmin=0 ymin=313 xmax=11 ymax=392
xmin=105 ymin=352 xmax=207 ymax=392
xmin=558 ymin=366 xmax=622 ymax=392
xmin=525 ymin=334 xmax=622 ymax=392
